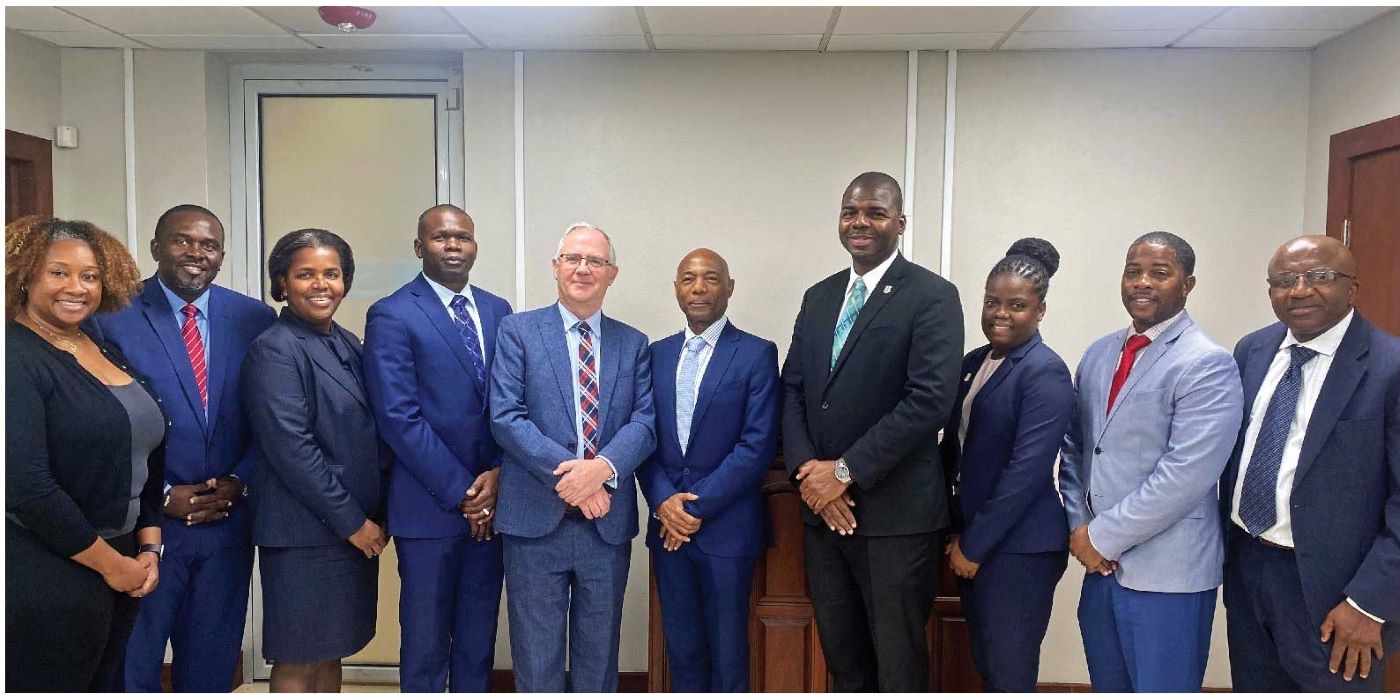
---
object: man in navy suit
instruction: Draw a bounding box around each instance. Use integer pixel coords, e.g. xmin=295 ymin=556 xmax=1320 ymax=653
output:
xmin=1221 ymin=235 xmax=1400 ymax=691
xmin=89 ymin=204 xmax=275 ymax=692
xmin=639 ymin=249 xmax=780 ymax=692
xmin=490 ymin=222 xmax=656 ymax=692
xmin=362 ymin=204 xmax=511 ymax=692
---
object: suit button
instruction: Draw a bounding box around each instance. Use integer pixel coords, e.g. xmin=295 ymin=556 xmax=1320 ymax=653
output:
xmin=682 ymin=468 xmax=690 ymax=476
xmin=1094 ymin=447 xmax=1103 ymax=455
xmin=821 ymin=402 xmax=830 ymax=410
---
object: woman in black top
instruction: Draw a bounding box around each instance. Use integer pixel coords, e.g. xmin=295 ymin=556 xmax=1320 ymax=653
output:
xmin=6 ymin=216 xmax=167 ymax=692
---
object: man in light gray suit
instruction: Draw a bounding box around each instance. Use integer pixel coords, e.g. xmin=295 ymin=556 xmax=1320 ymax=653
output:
xmin=1059 ymin=231 xmax=1244 ymax=692
xmin=489 ymin=222 xmax=656 ymax=692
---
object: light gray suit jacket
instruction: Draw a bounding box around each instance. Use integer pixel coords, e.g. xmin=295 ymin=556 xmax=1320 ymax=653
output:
xmin=1060 ymin=311 xmax=1244 ymax=593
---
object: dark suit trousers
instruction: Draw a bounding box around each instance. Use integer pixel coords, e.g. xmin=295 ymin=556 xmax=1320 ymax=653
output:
xmin=7 ymin=525 xmax=139 ymax=693
xmin=1225 ymin=525 xmax=1385 ymax=692
xmin=652 ymin=543 xmax=757 ymax=692
xmin=397 ymin=534 xmax=504 ymax=693
xmin=804 ymin=525 xmax=939 ymax=692
xmin=958 ymin=550 xmax=1067 ymax=692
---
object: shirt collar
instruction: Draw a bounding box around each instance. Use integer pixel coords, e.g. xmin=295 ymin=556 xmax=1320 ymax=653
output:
xmin=848 ymin=250 xmax=899 ymax=297
xmin=157 ymin=277 xmax=210 ymax=317
xmin=421 ymin=273 xmax=474 ymax=308
xmin=1131 ymin=309 xmax=1186 ymax=341
xmin=683 ymin=315 xmax=729 ymax=347
xmin=558 ymin=302 xmax=603 ymax=335
xmin=1280 ymin=308 xmax=1353 ymax=357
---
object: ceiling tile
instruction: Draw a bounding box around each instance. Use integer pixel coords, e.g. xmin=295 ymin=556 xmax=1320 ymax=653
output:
xmin=825 ymin=32 xmax=1002 ymax=51
xmin=1019 ymin=6 xmax=1225 ymax=32
xmin=835 ymin=6 xmax=1029 ymax=35
xmin=132 ymin=34 xmax=314 ymax=50
xmin=18 ymin=29 xmax=147 ymax=48
xmin=474 ymin=34 xmax=647 ymax=50
xmin=1207 ymin=6 xmax=1392 ymax=31
xmin=301 ymin=33 xmax=484 ymax=50
xmin=643 ymin=7 xmax=833 ymax=36
xmin=60 ymin=6 xmax=285 ymax=35
xmin=652 ymin=34 xmax=821 ymax=50
xmin=445 ymin=7 xmax=640 ymax=36
xmin=1174 ymin=28 xmax=1342 ymax=48
xmin=5 ymin=6 xmax=97 ymax=32
xmin=1003 ymin=29 xmax=1183 ymax=49
xmin=252 ymin=6 xmax=465 ymax=35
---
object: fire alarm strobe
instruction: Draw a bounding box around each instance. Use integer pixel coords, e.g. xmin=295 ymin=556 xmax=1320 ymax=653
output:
xmin=318 ymin=6 xmax=377 ymax=33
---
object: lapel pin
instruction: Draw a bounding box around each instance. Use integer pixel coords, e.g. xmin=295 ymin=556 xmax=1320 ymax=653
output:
xmin=964 ymin=373 xmax=972 ymax=382
xmin=883 ymin=285 xmax=892 ymax=294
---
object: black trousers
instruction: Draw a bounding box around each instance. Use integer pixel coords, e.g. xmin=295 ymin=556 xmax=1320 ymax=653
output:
xmin=804 ymin=524 xmax=941 ymax=693
xmin=6 ymin=523 xmax=140 ymax=693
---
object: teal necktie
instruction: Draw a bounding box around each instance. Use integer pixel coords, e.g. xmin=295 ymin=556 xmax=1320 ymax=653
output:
xmin=831 ymin=277 xmax=868 ymax=368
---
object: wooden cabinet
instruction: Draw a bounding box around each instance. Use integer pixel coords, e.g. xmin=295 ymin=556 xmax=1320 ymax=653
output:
xmin=648 ymin=460 xmax=981 ymax=692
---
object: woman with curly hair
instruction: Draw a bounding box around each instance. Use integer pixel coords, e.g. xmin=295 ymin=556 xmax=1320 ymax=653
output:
xmin=6 ymin=216 xmax=168 ymax=692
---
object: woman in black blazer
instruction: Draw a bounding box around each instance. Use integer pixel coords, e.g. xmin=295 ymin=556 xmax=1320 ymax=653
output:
xmin=6 ymin=216 xmax=167 ymax=692
xmin=939 ymin=238 xmax=1074 ymax=692
xmin=242 ymin=229 xmax=388 ymax=692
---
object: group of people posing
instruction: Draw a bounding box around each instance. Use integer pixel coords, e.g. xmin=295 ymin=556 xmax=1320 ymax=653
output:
xmin=6 ymin=170 xmax=1398 ymax=694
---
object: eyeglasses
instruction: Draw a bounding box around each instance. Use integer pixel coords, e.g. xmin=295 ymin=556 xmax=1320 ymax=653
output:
xmin=1265 ymin=268 xmax=1355 ymax=290
xmin=556 ymin=253 xmax=613 ymax=270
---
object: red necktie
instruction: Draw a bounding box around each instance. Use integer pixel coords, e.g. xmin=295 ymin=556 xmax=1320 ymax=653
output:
xmin=181 ymin=303 xmax=208 ymax=408
xmin=1106 ymin=334 xmax=1151 ymax=415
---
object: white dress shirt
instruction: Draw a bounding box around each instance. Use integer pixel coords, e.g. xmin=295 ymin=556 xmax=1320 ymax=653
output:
xmin=422 ymin=273 xmax=485 ymax=347
xmin=841 ymin=249 xmax=900 ymax=322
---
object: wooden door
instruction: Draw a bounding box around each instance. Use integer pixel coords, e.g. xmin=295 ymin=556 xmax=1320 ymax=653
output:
xmin=1327 ymin=114 xmax=1400 ymax=337
xmin=1327 ymin=113 xmax=1400 ymax=693
xmin=5 ymin=130 xmax=54 ymax=223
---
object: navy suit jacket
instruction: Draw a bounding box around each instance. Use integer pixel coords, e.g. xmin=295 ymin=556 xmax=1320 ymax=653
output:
xmin=939 ymin=333 xmax=1072 ymax=562
xmin=363 ymin=275 xmax=512 ymax=538
xmin=1221 ymin=314 xmax=1400 ymax=646
xmin=242 ymin=309 xmax=387 ymax=547
xmin=489 ymin=303 xmax=656 ymax=546
xmin=88 ymin=278 xmax=274 ymax=548
xmin=639 ymin=321 xmax=781 ymax=558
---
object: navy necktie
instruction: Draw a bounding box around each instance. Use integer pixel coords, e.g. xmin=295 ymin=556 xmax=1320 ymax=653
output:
xmin=449 ymin=295 xmax=486 ymax=392
xmin=1238 ymin=344 xmax=1319 ymax=536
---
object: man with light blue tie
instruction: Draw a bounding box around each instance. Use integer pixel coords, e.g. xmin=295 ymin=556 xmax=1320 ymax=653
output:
xmin=490 ymin=222 xmax=655 ymax=692
xmin=362 ymin=205 xmax=511 ymax=692
xmin=640 ymin=249 xmax=780 ymax=692
xmin=1059 ymin=232 xmax=1243 ymax=692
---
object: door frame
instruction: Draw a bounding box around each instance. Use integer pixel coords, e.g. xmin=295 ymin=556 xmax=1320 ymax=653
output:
xmin=1325 ymin=113 xmax=1400 ymax=240
xmin=228 ymin=63 xmax=463 ymax=683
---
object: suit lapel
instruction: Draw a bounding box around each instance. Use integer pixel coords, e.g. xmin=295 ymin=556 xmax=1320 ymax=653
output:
xmin=472 ymin=286 xmax=499 ymax=368
xmin=828 ymin=255 xmax=906 ymax=385
xmin=411 ymin=276 xmax=477 ymax=378
xmin=688 ymin=322 xmax=739 ymax=448
xmin=298 ymin=320 xmax=368 ymax=409
xmin=205 ymin=289 xmax=235 ymax=438
xmin=1102 ymin=314 xmax=1193 ymax=431
xmin=974 ymin=333 xmax=1040 ymax=406
xmin=1293 ymin=317 xmax=1370 ymax=487
xmin=655 ymin=334 xmax=682 ymax=451
xmin=539 ymin=305 xmax=577 ymax=414
xmin=141 ymin=282 xmax=208 ymax=434
xmin=598 ymin=315 xmax=624 ymax=433
xmin=1242 ymin=327 xmax=1286 ymax=416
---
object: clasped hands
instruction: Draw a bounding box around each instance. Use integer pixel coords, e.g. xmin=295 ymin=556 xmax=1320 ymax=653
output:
xmin=554 ymin=458 xmax=613 ymax=519
xmin=348 ymin=519 xmax=389 ymax=559
xmin=657 ymin=493 xmax=702 ymax=551
xmin=459 ymin=467 xmax=501 ymax=541
xmin=795 ymin=459 xmax=856 ymax=536
xmin=1069 ymin=524 xmax=1117 ymax=576
xmin=164 ymin=476 xmax=243 ymax=526
xmin=103 ymin=551 xmax=159 ymax=598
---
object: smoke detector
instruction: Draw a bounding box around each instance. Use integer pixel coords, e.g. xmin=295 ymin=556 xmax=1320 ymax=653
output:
xmin=318 ymin=6 xmax=377 ymax=33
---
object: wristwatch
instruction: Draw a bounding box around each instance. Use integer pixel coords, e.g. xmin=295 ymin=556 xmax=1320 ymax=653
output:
xmin=834 ymin=457 xmax=852 ymax=485
xmin=138 ymin=544 xmax=164 ymax=562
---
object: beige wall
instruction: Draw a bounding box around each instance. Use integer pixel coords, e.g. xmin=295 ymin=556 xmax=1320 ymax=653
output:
xmin=461 ymin=51 xmax=520 ymax=304
xmin=953 ymin=47 xmax=1311 ymax=687
xmin=5 ymin=29 xmax=60 ymax=139
xmin=53 ymin=48 xmax=127 ymax=240
xmin=1302 ymin=9 xmax=1400 ymax=234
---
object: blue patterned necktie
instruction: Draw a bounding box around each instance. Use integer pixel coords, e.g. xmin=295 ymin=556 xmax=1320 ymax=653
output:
xmin=1238 ymin=344 xmax=1319 ymax=536
xmin=577 ymin=322 xmax=600 ymax=459
xmin=448 ymin=295 xmax=487 ymax=392
xmin=831 ymin=277 xmax=868 ymax=368
xmin=676 ymin=336 xmax=707 ymax=455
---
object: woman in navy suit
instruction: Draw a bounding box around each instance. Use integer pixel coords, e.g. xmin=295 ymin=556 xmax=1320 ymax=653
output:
xmin=243 ymin=229 xmax=387 ymax=693
xmin=940 ymin=238 xmax=1073 ymax=692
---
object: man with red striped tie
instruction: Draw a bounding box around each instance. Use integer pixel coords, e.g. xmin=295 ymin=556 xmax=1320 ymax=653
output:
xmin=88 ymin=205 xmax=275 ymax=692
xmin=489 ymin=222 xmax=656 ymax=692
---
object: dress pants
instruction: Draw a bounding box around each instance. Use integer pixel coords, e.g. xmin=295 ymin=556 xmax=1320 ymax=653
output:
xmin=396 ymin=534 xmax=504 ymax=693
xmin=7 ymin=525 xmax=139 ymax=693
xmin=803 ymin=525 xmax=939 ymax=693
xmin=503 ymin=513 xmax=631 ymax=693
xmin=651 ymin=543 xmax=757 ymax=693
xmin=124 ymin=531 xmax=253 ymax=692
xmin=1078 ymin=571 xmax=1216 ymax=692
xmin=957 ymin=550 xmax=1067 ymax=692
xmin=1225 ymin=525 xmax=1385 ymax=692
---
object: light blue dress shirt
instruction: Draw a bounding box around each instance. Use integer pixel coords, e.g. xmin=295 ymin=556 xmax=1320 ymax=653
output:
xmin=158 ymin=278 xmax=211 ymax=364
xmin=556 ymin=302 xmax=617 ymax=487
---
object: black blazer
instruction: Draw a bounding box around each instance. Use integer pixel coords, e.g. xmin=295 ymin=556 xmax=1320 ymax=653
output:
xmin=242 ymin=309 xmax=387 ymax=548
xmin=6 ymin=323 xmax=167 ymax=557
xmin=782 ymin=253 xmax=963 ymax=536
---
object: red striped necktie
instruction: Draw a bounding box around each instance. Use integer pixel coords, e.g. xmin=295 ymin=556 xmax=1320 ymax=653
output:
xmin=181 ymin=303 xmax=208 ymax=408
